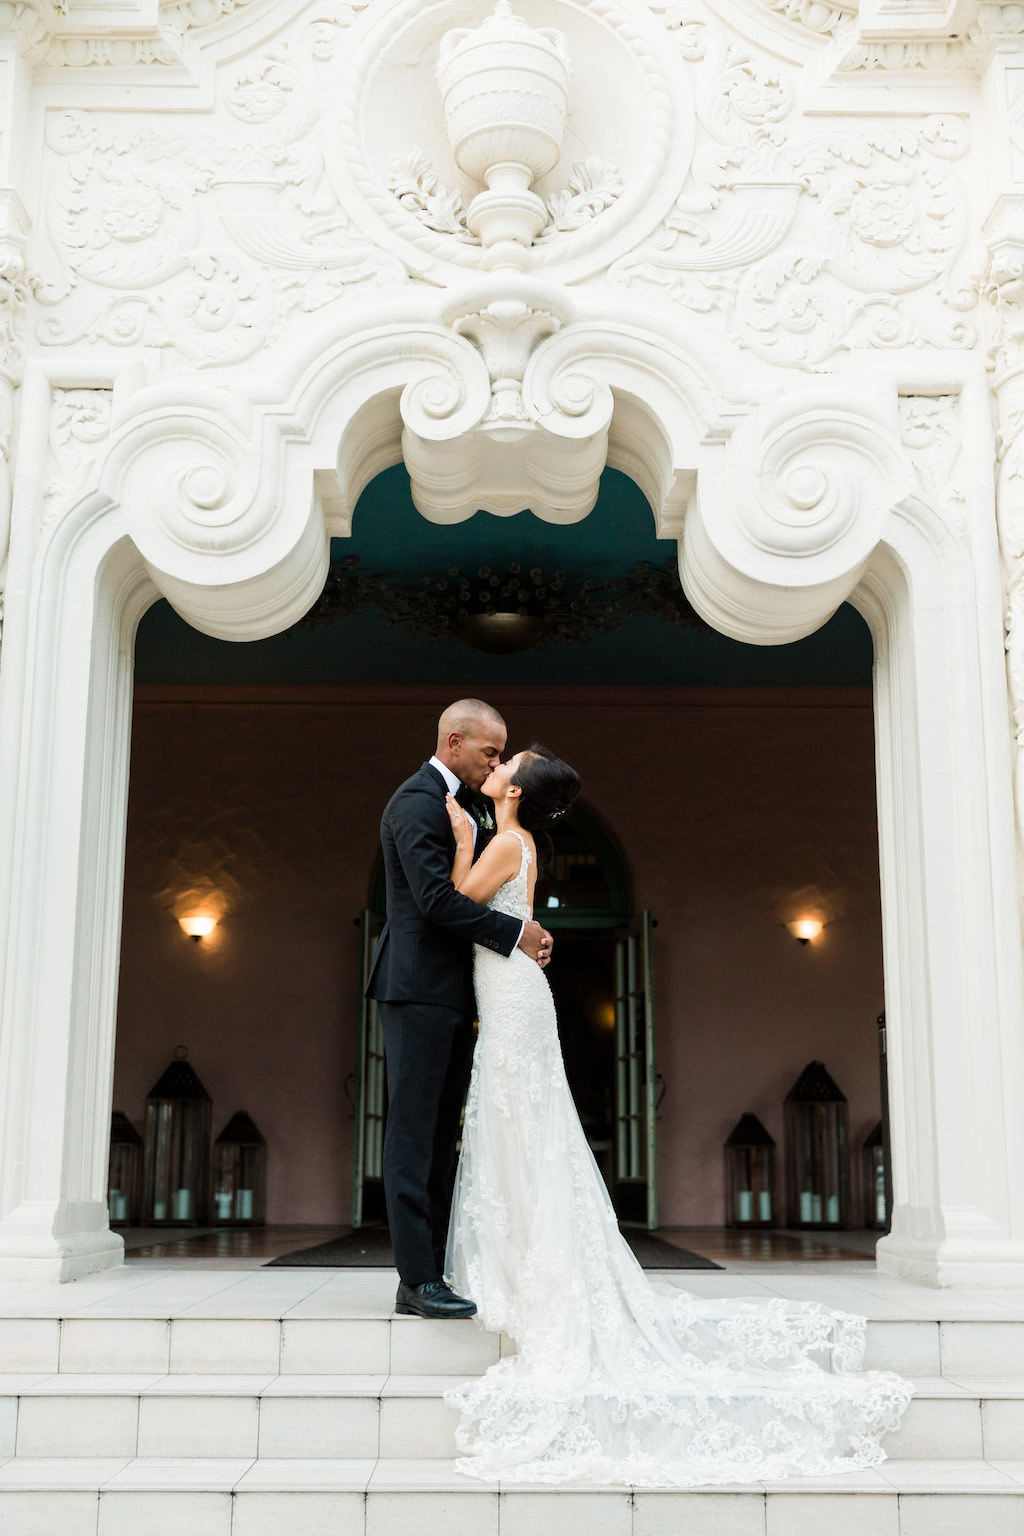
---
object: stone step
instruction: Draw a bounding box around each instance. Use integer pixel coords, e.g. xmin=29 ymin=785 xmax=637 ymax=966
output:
xmin=4 ymin=1310 xmax=1024 ymax=1380
xmin=1 ymin=1456 xmax=1024 ymax=1536
xmin=0 ymin=1374 xmax=1021 ymax=1462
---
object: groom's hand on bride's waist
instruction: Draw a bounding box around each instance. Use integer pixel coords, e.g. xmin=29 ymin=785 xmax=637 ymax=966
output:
xmin=518 ymin=920 xmax=554 ymax=968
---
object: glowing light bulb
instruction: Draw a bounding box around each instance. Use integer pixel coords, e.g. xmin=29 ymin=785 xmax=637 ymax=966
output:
xmin=786 ymin=917 xmax=823 ymax=945
xmin=178 ymin=914 xmax=217 ymax=942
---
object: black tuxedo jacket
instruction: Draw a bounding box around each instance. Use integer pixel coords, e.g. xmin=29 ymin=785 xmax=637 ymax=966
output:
xmin=366 ymin=762 xmax=522 ymax=1009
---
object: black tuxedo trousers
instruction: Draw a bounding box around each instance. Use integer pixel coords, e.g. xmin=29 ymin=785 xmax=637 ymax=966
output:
xmin=367 ymin=763 xmax=521 ymax=1286
xmin=378 ymin=998 xmax=475 ymax=1285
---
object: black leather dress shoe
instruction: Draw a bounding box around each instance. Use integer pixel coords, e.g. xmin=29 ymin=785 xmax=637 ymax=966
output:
xmin=395 ymin=1279 xmax=477 ymax=1319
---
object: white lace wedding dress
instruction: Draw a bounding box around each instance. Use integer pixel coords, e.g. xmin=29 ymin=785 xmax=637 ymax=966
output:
xmin=443 ymin=831 xmax=912 ymax=1489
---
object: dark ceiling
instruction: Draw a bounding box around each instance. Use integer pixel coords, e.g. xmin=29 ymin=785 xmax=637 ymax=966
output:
xmin=134 ymin=466 xmax=872 ymax=687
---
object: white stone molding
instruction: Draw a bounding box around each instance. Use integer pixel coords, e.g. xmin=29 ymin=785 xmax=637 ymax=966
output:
xmin=0 ymin=466 xmax=153 ymax=1276
xmin=336 ymin=0 xmax=692 ymax=286
xmin=611 ymin=108 xmax=974 ymax=370
xmin=982 ymin=194 xmax=1024 ymax=920
xmin=436 ymin=1 xmax=573 ymax=268
xmin=0 ymin=263 xmax=35 ymax=651
xmin=43 ymin=385 xmax=112 ymax=518
xmin=694 ymin=0 xmax=1024 ymax=72
xmin=898 ymin=393 xmax=967 ymax=535
xmin=26 ymin=4 xmax=976 ymax=382
xmin=1 ymin=0 xmax=284 ymax=71
xmin=681 ymin=388 xmax=916 ymax=643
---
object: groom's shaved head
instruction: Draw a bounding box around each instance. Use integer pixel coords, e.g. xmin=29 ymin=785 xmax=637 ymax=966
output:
xmin=436 ymin=698 xmax=505 ymax=748
xmin=436 ymin=699 xmax=507 ymax=790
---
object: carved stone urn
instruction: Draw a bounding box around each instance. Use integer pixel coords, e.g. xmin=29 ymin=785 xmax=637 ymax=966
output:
xmin=437 ymin=0 xmax=572 ymax=267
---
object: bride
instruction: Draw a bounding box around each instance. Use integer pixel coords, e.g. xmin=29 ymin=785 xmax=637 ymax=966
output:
xmin=440 ymin=743 xmax=912 ymax=1489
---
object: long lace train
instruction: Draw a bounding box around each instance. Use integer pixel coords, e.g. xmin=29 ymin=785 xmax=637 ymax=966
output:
xmin=443 ymin=832 xmax=911 ymax=1488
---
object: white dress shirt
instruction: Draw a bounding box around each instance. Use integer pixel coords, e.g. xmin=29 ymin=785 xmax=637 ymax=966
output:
xmin=429 ymin=755 xmax=526 ymax=946
xmin=429 ymin=755 xmax=477 ymax=846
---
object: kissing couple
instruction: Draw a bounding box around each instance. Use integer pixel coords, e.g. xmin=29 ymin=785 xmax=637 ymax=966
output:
xmin=368 ymin=698 xmax=911 ymax=1488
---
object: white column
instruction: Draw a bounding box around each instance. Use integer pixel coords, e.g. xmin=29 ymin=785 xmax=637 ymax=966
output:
xmin=0 ymin=38 xmax=33 ymax=663
xmin=0 ymin=433 xmax=153 ymax=1278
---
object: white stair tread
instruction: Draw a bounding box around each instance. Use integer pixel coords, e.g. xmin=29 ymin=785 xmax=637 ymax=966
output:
xmin=0 ymin=1456 xmax=1022 ymax=1494
xmin=0 ymin=1372 xmax=1018 ymax=1399
xmin=3 ymin=1266 xmax=1024 ymax=1321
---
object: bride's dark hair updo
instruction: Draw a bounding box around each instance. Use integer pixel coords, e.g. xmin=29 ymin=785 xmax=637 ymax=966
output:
xmin=510 ymin=744 xmax=582 ymax=833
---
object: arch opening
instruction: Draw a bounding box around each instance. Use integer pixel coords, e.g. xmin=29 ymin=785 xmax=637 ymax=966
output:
xmin=107 ymin=464 xmax=888 ymax=1265
xmin=0 ymin=356 xmax=1021 ymax=1285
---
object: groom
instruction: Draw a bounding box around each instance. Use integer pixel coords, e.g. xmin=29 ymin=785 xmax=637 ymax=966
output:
xmin=367 ymin=699 xmax=553 ymax=1319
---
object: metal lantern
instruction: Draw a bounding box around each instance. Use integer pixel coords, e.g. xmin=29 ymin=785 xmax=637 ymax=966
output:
xmin=107 ymin=1111 xmax=143 ymax=1227
xmin=142 ymin=1047 xmax=211 ymax=1226
xmin=863 ymin=1120 xmax=889 ymax=1231
xmin=724 ymin=1113 xmax=776 ymax=1228
xmin=784 ymin=1060 xmax=850 ymax=1229
xmin=212 ymin=1112 xmax=267 ymax=1226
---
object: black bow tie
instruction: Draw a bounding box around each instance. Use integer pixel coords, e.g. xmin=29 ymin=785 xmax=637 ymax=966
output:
xmin=455 ymin=784 xmax=475 ymax=810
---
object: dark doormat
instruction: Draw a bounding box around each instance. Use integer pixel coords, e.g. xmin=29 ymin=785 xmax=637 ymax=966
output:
xmin=265 ymin=1226 xmax=722 ymax=1270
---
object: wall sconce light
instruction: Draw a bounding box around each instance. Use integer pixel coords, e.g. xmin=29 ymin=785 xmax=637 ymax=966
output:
xmin=178 ymin=914 xmax=217 ymax=944
xmin=786 ymin=917 xmax=823 ymax=945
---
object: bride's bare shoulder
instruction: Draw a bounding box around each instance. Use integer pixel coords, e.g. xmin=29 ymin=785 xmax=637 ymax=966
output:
xmin=486 ymin=830 xmax=525 ymax=859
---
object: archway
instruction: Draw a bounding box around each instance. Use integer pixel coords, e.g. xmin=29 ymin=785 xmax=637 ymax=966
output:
xmin=0 ymin=322 xmax=1021 ymax=1286
xmin=116 ymin=466 xmax=883 ymax=1260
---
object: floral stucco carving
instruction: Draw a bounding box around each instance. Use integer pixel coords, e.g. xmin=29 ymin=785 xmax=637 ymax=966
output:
xmin=43 ymin=388 xmax=114 ymax=522
xmin=31 ymin=0 xmax=977 ymax=382
xmin=898 ymin=396 xmax=966 ymax=536
xmin=390 ymin=149 xmax=624 ymax=248
xmin=35 ymin=12 xmax=407 ymax=368
xmin=612 ymin=24 xmax=974 ymax=371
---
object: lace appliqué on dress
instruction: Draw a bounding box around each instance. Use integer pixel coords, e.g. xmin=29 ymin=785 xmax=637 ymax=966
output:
xmin=443 ymin=833 xmax=912 ymax=1488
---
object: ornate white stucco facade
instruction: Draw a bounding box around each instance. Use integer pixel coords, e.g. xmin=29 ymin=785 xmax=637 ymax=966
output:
xmin=0 ymin=0 xmax=1023 ymax=1286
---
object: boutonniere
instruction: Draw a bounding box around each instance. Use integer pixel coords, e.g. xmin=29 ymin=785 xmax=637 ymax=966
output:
xmin=471 ymin=799 xmax=495 ymax=832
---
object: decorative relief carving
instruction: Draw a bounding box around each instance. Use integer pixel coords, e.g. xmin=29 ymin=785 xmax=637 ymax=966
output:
xmin=655 ymin=0 xmax=1024 ymax=66
xmin=898 ymin=395 xmax=966 ymax=535
xmin=383 ymin=5 xmax=625 ymax=266
xmin=43 ymin=388 xmax=114 ymax=522
xmin=612 ymin=35 xmax=974 ymax=372
xmin=1005 ymin=66 xmax=1024 ymax=184
xmin=4 ymin=0 xmax=342 ymax=71
xmin=340 ymin=0 xmax=682 ymax=283
xmin=398 ymin=278 xmax=612 ymax=523
xmin=389 ymin=149 xmax=624 ymax=248
xmin=23 ymin=0 xmax=977 ymax=398
xmin=435 ymin=1 xmax=573 ymax=267
xmin=535 ymin=157 xmax=625 ymax=243
xmin=682 ymin=392 xmax=914 ymax=644
xmin=0 ymin=265 xmax=35 ymax=651
xmin=829 ymin=19 xmax=987 ymax=74
xmin=389 ymin=150 xmax=476 ymax=243
xmin=448 ymin=293 xmax=565 ymax=430
xmin=649 ymin=0 xmax=852 ymax=40
xmin=983 ymin=200 xmax=1024 ymax=885
xmin=36 ymin=8 xmax=405 ymax=368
